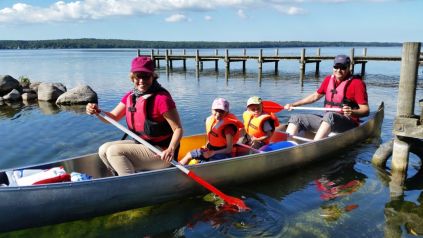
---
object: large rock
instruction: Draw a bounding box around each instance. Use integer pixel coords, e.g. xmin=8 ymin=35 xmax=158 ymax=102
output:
xmin=2 ymin=89 xmax=21 ymax=101
xmin=56 ymin=85 xmax=98 ymax=105
xmin=37 ymin=82 xmax=66 ymax=101
xmin=0 ymin=75 xmax=20 ymax=96
xmin=29 ymin=82 xmax=41 ymax=93
xmin=22 ymin=92 xmax=38 ymax=101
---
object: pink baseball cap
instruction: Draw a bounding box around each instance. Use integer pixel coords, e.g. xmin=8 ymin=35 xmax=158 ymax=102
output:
xmin=211 ymin=98 xmax=229 ymax=112
xmin=131 ymin=56 xmax=154 ymax=73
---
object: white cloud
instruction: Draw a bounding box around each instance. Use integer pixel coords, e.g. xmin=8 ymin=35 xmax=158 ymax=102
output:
xmin=0 ymin=0 xmax=394 ymax=24
xmin=165 ymin=14 xmax=190 ymax=22
xmin=204 ymin=15 xmax=213 ymax=21
xmin=237 ymin=9 xmax=247 ymax=18
xmin=274 ymin=5 xmax=306 ymax=15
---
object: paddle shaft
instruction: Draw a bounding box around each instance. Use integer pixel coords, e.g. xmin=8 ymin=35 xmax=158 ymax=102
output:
xmin=97 ymin=112 xmax=248 ymax=210
xmin=98 ymin=112 xmax=189 ymax=173
xmin=291 ymin=106 xmax=342 ymax=112
xmin=236 ymin=143 xmax=262 ymax=153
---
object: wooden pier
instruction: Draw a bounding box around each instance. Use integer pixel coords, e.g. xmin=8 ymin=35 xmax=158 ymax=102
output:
xmin=372 ymin=42 xmax=423 ymax=199
xmin=137 ymin=48 xmax=422 ymax=81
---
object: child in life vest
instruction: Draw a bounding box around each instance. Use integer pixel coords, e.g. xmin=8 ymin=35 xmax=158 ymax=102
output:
xmin=239 ymin=96 xmax=279 ymax=149
xmin=179 ymin=98 xmax=243 ymax=165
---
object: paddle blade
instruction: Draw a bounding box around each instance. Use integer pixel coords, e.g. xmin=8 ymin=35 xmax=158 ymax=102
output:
xmin=262 ymin=100 xmax=284 ymax=113
xmin=188 ymin=171 xmax=250 ymax=211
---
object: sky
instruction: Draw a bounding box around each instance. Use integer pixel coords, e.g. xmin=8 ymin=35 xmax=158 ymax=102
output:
xmin=0 ymin=0 xmax=421 ymax=42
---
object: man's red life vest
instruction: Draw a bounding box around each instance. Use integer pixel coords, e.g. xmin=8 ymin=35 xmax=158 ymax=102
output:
xmin=205 ymin=113 xmax=243 ymax=148
xmin=125 ymin=93 xmax=173 ymax=146
xmin=324 ymin=75 xmax=360 ymax=124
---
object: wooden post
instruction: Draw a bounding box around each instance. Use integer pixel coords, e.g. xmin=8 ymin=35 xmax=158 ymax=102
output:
xmin=274 ymin=48 xmax=279 ymax=74
xmin=361 ymin=48 xmax=367 ymax=76
xmin=214 ymin=49 xmax=219 ymax=71
xmin=242 ymin=48 xmax=246 ymax=72
xmin=137 ymin=49 xmax=141 ymax=57
xmin=183 ymin=49 xmax=186 ymax=70
xmin=150 ymin=49 xmax=155 ymax=68
xmin=258 ymin=49 xmax=263 ymax=70
xmin=195 ymin=49 xmax=200 ymax=73
xmin=350 ymin=48 xmax=355 ymax=74
xmin=315 ymin=48 xmax=321 ymax=77
xmin=225 ymin=49 xmax=230 ymax=71
xmin=392 ymin=42 xmax=421 ymax=173
xmin=165 ymin=49 xmax=170 ymax=71
xmin=300 ymin=48 xmax=306 ymax=85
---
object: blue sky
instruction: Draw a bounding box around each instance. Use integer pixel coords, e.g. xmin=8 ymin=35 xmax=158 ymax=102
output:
xmin=0 ymin=0 xmax=421 ymax=42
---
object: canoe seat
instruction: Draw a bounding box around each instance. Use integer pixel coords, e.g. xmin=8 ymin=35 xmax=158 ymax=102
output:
xmin=259 ymin=141 xmax=297 ymax=152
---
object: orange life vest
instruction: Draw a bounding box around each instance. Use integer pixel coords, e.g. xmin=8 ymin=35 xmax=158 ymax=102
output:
xmin=243 ymin=111 xmax=279 ymax=144
xmin=205 ymin=113 xmax=243 ymax=148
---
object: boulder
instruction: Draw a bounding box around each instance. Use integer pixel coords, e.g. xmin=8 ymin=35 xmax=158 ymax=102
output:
xmin=22 ymin=92 xmax=38 ymax=101
xmin=37 ymin=83 xmax=66 ymax=101
xmin=56 ymin=85 xmax=98 ymax=105
xmin=2 ymin=89 xmax=21 ymax=101
xmin=29 ymin=82 xmax=41 ymax=93
xmin=0 ymin=75 xmax=20 ymax=96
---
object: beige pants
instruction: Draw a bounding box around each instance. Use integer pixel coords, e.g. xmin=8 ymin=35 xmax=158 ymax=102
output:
xmin=98 ymin=140 xmax=170 ymax=176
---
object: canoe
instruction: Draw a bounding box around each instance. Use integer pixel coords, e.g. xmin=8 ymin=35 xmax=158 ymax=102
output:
xmin=0 ymin=103 xmax=384 ymax=232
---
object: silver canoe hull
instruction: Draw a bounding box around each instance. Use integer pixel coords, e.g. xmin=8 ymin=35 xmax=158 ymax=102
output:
xmin=0 ymin=103 xmax=384 ymax=232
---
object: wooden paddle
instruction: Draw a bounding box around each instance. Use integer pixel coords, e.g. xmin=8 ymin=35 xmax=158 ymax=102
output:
xmin=98 ymin=112 xmax=249 ymax=211
xmin=262 ymin=100 xmax=342 ymax=113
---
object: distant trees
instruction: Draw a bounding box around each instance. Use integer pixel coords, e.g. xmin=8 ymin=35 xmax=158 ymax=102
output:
xmin=0 ymin=38 xmax=401 ymax=50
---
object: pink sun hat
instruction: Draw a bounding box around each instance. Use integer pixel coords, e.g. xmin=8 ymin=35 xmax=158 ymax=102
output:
xmin=211 ymin=98 xmax=229 ymax=112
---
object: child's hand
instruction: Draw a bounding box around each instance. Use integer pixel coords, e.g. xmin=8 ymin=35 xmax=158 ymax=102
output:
xmin=202 ymin=150 xmax=214 ymax=159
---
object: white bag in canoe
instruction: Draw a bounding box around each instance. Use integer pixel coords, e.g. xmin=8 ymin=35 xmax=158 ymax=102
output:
xmin=14 ymin=166 xmax=71 ymax=186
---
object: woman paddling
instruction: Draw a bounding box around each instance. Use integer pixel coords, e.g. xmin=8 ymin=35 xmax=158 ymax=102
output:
xmin=86 ymin=56 xmax=183 ymax=175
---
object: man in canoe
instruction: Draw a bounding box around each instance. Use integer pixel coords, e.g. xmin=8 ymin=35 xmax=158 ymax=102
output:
xmin=239 ymin=96 xmax=279 ymax=149
xmin=86 ymin=56 xmax=183 ymax=175
xmin=284 ymin=54 xmax=369 ymax=140
xmin=179 ymin=98 xmax=244 ymax=165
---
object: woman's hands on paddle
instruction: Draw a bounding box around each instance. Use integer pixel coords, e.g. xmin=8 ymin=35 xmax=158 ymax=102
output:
xmin=160 ymin=146 xmax=176 ymax=163
xmin=86 ymin=103 xmax=100 ymax=115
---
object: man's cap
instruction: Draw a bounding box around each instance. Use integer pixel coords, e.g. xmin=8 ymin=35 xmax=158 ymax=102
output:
xmin=333 ymin=54 xmax=351 ymax=66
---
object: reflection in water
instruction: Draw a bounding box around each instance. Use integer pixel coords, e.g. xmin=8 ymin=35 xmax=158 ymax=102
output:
xmin=0 ymin=101 xmax=23 ymax=119
xmin=380 ymin=151 xmax=423 ymax=237
xmin=38 ymin=100 xmax=60 ymax=115
xmin=57 ymin=104 xmax=87 ymax=114
xmin=182 ymin=194 xmax=287 ymax=237
xmin=384 ymin=193 xmax=423 ymax=237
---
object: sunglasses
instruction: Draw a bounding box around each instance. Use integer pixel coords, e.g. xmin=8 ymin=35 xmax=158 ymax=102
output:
xmin=133 ymin=72 xmax=152 ymax=80
xmin=214 ymin=109 xmax=226 ymax=114
xmin=333 ymin=65 xmax=348 ymax=70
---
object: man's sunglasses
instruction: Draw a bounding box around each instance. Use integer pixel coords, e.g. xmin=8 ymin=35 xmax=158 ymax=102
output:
xmin=333 ymin=65 xmax=348 ymax=70
xmin=133 ymin=72 xmax=152 ymax=80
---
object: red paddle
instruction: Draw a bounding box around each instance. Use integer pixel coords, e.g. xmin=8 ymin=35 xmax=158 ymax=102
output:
xmin=98 ymin=112 xmax=249 ymax=211
xmin=262 ymin=100 xmax=342 ymax=113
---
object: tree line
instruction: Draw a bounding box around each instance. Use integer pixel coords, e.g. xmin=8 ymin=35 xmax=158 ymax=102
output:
xmin=0 ymin=38 xmax=402 ymax=49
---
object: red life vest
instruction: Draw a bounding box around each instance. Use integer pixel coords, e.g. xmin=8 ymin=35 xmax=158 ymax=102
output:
xmin=242 ymin=111 xmax=279 ymax=144
xmin=125 ymin=93 xmax=173 ymax=146
xmin=324 ymin=75 xmax=352 ymax=109
xmin=324 ymin=75 xmax=361 ymax=124
xmin=205 ymin=113 xmax=243 ymax=148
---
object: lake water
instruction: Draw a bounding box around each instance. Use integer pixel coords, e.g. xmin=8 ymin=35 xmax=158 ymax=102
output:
xmin=0 ymin=47 xmax=422 ymax=237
